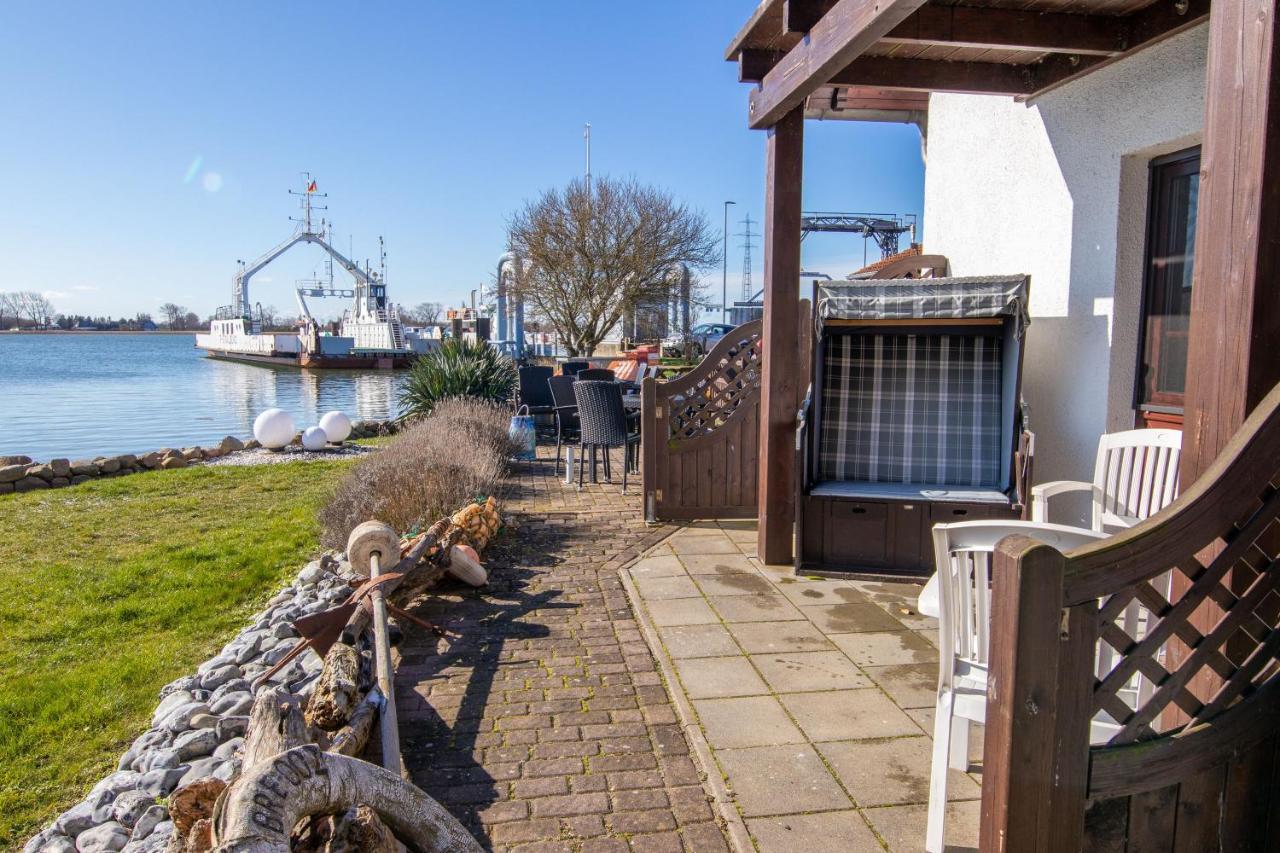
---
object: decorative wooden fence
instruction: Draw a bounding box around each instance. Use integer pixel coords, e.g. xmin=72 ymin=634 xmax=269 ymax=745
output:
xmin=641 ymin=320 xmax=763 ymax=521
xmin=981 ymin=382 xmax=1280 ymax=851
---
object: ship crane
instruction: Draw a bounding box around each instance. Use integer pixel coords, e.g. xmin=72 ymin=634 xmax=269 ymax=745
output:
xmin=223 ymin=175 xmax=388 ymax=327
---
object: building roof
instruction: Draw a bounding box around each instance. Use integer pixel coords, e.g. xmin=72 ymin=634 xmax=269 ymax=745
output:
xmin=852 ymin=244 xmax=923 ymax=276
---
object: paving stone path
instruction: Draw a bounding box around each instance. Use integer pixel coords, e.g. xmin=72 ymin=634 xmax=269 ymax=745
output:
xmin=397 ymin=445 xmax=731 ymax=852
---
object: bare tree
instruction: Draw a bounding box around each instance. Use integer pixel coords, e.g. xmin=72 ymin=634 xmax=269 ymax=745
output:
xmin=13 ymin=291 xmax=56 ymax=327
xmin=183 ymin=311 xmax=201 ymax=330
xmin=507 ymin=176 xmax=720 ymax=356
xmin=0 ymin=292 xmax=17 ymax=328
xmin=411 ymin=301 xmax=444 ymax=325
xmin=159 ymin=303 xmax=187 ymax=329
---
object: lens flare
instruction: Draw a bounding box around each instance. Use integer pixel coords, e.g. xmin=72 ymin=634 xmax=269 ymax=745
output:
xmin=182 ymin=156 xmax=203 ymax=184
xmin=202 ymin=172 xmax=224 ymax=192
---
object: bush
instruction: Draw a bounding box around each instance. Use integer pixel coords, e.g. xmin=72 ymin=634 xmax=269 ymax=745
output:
xmin=319 ymin=398 xmax=516 ymax=548
xmin=398 ymin=338 xmax=517 ymax=420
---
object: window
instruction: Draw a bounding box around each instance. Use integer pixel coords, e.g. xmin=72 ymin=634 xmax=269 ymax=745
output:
xmin=1137 ymin=146 xmax=1200 ymax=421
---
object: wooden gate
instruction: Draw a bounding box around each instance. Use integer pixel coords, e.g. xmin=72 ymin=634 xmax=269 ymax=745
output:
xmin=641 ymin=320 xmax=763 ymax=521
xmin=981 ymin=381 xmax=1280 ymax=851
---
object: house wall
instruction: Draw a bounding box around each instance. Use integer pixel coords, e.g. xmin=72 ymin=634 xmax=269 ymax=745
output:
xmin=922 ymin=25 xmax=1207 ymax=525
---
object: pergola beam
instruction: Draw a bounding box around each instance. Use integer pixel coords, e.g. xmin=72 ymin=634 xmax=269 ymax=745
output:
xmin=748 ymin=0 xmax=930 ymax=129
xmin=829 ymin=55 xmax=1036 ymax=96
xmin=1028 ymin=0 xmax=1210 ymax=96
xmin=882 ymin=6 xmax=1128 ymax=56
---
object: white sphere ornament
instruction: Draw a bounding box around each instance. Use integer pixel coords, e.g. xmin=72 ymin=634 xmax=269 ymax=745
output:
xmin=319 ymin=410 xmax=353 ymax=444
xmin=301 ymin=426 xmax=329 ymax=451
xmin=253 ymin=408 xmax=296 ymax=450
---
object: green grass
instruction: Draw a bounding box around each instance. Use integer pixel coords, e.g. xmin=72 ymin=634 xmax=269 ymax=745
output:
xmin=0 ymin=461 xmax=357 ymax=848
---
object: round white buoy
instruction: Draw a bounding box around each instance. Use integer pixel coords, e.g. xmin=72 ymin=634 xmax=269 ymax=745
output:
xmin=319 ymin=410 xmax=353 ymax=444
xmin=253 ymin=408 xmax=296 ymax=450
xmin=301 ymin=426 xmax=329 ymax=451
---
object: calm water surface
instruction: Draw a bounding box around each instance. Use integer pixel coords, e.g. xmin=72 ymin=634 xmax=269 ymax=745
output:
xmin=0 ymin=334 xmax=406 ymax=460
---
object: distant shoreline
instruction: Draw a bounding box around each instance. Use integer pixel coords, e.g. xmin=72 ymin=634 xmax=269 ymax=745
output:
xmin=4 ymin=330 xmax=196 ymax=336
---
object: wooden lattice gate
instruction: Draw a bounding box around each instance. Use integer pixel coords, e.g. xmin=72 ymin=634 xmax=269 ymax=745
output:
xmin=641 ymin=320 xmax=763 ymax=521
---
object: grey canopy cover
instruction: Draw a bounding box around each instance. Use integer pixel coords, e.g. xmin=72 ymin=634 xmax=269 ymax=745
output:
xmin=817 ymin=275 xmax=1030 ymax=336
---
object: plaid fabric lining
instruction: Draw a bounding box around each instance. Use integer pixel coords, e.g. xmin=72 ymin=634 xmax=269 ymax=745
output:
xmin=818 ymin=334 xmax=1004 ymax=487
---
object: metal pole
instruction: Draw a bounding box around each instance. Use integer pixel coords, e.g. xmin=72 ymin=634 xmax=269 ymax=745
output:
xmin=722 ymin=200 xmax=736 ymax=324
xmin=368 ymin=550 xmax=401 ymax=774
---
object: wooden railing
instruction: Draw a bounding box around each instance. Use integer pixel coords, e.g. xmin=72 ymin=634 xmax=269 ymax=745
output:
xmin=981 ymin=382 xmax=1280 ymax=851
xmin=641 ymin=320 xmax=764 ymax=521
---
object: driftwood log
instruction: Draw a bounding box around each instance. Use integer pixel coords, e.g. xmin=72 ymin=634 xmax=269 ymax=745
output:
xmin=327 ymin=688 xmax=382 ymax=757
xmin=305 ymin=644 xmax=360 ymax=731
xmin=210 ymin=745 xmax=482 ymax=853
xmin=241 ymin=688 xmax=309 ymax=769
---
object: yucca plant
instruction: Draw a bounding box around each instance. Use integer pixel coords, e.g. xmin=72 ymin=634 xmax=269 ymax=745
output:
xmin=397 ymin=338 xmax=517 ymax=419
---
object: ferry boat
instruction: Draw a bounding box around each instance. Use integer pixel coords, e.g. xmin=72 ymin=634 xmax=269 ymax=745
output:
xmin=196 ymin=177 xmax=427 ymax=369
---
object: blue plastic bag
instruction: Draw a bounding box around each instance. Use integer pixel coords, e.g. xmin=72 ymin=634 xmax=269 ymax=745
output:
xmin=509 ymin=405 xmax=537 ymax=461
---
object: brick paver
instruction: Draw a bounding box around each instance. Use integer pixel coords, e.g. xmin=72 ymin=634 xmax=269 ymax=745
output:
xmin=397 ymin=444 xmax=730 ymax=852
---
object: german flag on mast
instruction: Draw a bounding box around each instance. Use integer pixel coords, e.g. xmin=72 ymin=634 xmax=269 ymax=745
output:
xmin=306 ymin=180 xmax=317 ymax=193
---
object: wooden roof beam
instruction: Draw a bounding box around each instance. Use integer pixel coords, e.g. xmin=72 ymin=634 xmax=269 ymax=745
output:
xmin=740 ymin=49 xmax=788 ymax=83
xmin=1027 ymin=0 xmax=1210 ymax=97
xmin=748 ymin=0 xmax=930 ymax=129
xmin=828 ymin=55 xmax=1036 ymax=96
xmin=882 ymin=6 xmax=1129 ymax=57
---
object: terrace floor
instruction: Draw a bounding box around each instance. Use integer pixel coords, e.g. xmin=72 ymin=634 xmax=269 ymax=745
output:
xmin=393 ymin=442 xmax=978 ymax=851
xmin=623 ymin=524 xmax=983 ymax=852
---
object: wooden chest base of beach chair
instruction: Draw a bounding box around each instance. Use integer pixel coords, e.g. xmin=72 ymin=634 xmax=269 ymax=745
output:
xmin=796 ymin=276 xmax=1034 ymax=578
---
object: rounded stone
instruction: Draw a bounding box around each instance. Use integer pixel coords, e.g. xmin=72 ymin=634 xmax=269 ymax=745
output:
xmin=38 ymin=837 xmax=76 ymax=853
xmin=198 ymin=663 xmax=240 ymax=691
xmin=137 ymin=767 xmax=187 ymax=799
xmin=150 ymin=691 xmax=193 ymax=726
xmin=160 ymin=702 xmax=209 ymax=733
xmin=173 ymin=728 xmax=218 ymax=760
xmin=110 ymin=791 xmax=155 ymax=830
xmin=72 ymin=821 xmax=129 ymax=852
xmin=128 ymin=805 xmax=166 ymax=842
xmin=212 ymin=737 xmax=243 ymax=761
xmin=210 ymin=691 xmax=252 ymax=717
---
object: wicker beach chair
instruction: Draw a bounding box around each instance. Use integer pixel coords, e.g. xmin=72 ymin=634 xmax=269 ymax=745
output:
xmin=548 ymin=374 xmax=580 ymax=476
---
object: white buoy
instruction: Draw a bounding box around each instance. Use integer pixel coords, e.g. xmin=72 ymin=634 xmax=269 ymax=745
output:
xmin=319 ymin=410 xmax=353 ymax=444
xmin=301 ymin=426 xmax=329 ymax=451
xmin=253 ymin=408 xmax=296 ymax=450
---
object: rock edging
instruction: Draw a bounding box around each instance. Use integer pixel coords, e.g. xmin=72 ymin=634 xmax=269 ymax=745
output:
xmin=0 ymin=419 xmax=401 ymax=496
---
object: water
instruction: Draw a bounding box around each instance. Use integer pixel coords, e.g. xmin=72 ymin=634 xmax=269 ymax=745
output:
xmin=0 ymin=334 xmax=407 ymax=460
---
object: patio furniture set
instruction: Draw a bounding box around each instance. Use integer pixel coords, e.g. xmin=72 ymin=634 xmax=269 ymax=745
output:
xmin=517 ymin=362 xmax=649 ymax=491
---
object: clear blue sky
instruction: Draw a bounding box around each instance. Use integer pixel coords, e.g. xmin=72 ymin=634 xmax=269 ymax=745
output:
xmin=0 ymin=1 xmax=924 ymax=322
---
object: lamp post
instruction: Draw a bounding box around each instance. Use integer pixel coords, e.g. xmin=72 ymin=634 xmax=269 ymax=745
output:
xmin=722 ymin=200 xmax=736 ymax=324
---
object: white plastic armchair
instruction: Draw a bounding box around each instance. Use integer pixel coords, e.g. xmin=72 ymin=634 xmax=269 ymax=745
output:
xmin=1030 ymin=428 xmax=1182 ymax=531
xmin=924 ymin=520 xmax=1107 ymax=853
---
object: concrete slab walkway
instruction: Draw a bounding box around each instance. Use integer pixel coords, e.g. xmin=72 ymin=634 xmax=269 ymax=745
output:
xmin=623 ymin=521 xmax=981 ymax=852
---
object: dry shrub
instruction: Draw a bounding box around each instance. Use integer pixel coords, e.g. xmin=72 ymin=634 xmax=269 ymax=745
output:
xmin=319 ymin=398 xmax=516 ymax=548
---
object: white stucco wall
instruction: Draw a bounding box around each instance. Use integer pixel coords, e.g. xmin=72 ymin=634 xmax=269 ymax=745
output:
xmin=922 ymin=25 xmax=1207 ymax=524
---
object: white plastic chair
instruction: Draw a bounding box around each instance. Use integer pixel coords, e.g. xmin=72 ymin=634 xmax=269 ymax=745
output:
xmin=1031 ymin=428 xmax=1181 ymax=711
xmin=924 ymin=520 xmax=1106 ymax=853
xmin=1030 ymin=428 xmax=1181 ymax=531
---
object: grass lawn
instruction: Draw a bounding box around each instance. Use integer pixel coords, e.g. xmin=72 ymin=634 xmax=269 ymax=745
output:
xmin=0 ymin=460 xmax=358 ymax=848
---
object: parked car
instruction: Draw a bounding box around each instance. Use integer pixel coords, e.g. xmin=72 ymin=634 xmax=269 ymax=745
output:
xmin=663 ymin=322 xmax=735 ymax=359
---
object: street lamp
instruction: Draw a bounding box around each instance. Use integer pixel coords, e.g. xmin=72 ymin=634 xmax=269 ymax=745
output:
xmin=722 ymin=200 xmax=736 ymax=324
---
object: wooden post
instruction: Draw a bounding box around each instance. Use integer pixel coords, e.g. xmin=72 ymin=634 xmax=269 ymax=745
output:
xmin=1173 ymin=0 xmax=1280 ymax=721
xmin=1182 ymin=0 xmax=1280 ymax=483
xmin=980 ymin=536 xmax=1095 ymax=852
xmin=757 ymin=107 xmax=804 ymax=565
xmin=641 ymin=376 xmax=658 ymax=521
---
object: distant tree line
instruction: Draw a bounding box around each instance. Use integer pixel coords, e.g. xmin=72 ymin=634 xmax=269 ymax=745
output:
xmin=0 ymin=291 xmax=56 ymax=328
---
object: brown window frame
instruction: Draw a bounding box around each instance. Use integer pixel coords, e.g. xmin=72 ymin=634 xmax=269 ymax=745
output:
xmin=1135 ymin=145 xmax=1200 ymax=423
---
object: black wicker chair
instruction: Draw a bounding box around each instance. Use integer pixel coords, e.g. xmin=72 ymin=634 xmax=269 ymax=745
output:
xmin=573 ymin=380 xmax=640 ymax=491
xmin=577 ymin=367 xmax=616 ymax=382
xmin=548 ymin=374 xmax=581 ymax=476
xmin=517 ymin=365 xmax=555 ymax=421
xmin=561 ymin=360 xmax=590 ymax=376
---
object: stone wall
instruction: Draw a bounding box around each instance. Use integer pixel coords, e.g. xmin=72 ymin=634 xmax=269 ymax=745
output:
xmin=0 ymin=419 xmax=401 ymax=495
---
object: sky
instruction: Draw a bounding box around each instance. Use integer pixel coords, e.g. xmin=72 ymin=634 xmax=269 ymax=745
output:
xmin=0 ymin=1 xmax=925 ymax=323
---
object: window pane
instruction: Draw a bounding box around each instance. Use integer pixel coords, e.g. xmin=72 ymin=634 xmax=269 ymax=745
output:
xmin=1139 ymin=151 xmax=1199 ymax=410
